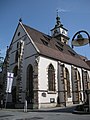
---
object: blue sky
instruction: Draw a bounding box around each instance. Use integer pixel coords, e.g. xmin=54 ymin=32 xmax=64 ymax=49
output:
xmin=0 ymin=0 xmax=90 ymax=59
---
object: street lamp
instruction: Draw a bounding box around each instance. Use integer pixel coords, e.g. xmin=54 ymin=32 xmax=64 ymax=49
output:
xmin=71 ymin=30 xmax=90 ymax=48
xmin=71 ymin=30 xmax=90 ymax=112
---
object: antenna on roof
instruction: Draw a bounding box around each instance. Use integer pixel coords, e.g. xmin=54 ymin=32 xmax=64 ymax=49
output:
xmin=19 ymin=18 xmax=22 ymax=22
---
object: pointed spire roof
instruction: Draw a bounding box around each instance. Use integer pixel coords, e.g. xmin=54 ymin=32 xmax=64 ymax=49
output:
xmin=56 ymin=10 xmax=61 ymax=26
xmin=55 ymin=10 xmax=63 ymax=27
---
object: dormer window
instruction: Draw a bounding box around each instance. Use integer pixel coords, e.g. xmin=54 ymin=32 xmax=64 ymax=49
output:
xmin=57 ymin=41 xmax=63 ymax=47
xmin=43 ymin=35 xmax=51 ymax=41
xmin=41 ymin=39 xmax=48 ymax=46
xmin=56 ymin=45 xmax=63 ymax=51
xmin=68 ymin=50 xmax=75 ymax=56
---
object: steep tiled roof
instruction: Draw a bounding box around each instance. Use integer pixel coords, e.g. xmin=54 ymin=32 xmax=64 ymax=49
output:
xmin=23 ymin=24 xmax=90 ymax=70
xmin=86 ymin=60 xmax=90 ymax=67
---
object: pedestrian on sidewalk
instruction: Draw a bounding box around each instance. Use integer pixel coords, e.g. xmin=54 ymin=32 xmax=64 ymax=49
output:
xmin=24 ymin=99 xmax=27 ymax=112
xmin=0 ymin=99 xmax=3 ymax=109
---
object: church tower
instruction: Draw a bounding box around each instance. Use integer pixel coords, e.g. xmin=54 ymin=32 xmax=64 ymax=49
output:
xmin=51 ymin=12 xmax=69 ymax=44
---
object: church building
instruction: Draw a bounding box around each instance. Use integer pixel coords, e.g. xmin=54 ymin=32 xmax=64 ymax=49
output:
xmin=2 ymin=15 xmax=90 ymax=109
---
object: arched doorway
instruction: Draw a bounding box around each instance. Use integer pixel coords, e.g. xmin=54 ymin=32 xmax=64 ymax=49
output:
xmin=26 ymin=64 xmax=33 ymax=105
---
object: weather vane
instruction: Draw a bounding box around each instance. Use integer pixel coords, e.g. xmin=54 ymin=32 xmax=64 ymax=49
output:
xmin=56 ymin=9 xmax=59 ymax=16
xmin=56 ymin=8 xmax=68 ymax=13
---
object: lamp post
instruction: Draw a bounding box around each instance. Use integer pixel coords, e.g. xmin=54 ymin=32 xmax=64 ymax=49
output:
xmin=71 ymin=30 xmax=90 ymax=48
xmin=71 ymin=30 xmax=90 ymax=112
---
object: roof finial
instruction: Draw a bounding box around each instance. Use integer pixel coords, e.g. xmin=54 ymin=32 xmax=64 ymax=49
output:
xmin=56 ymin=9 xmax=61 ymax=26
xmin=19 ymin=18 xmax=22 ymax=22
xmin=56 ymin=9 xmax=59 ymax=17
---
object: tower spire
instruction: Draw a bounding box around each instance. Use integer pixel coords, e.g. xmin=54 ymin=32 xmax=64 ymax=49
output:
xmin=56 ymin=9 xmax=61 ymax=26
xmin=50 ymin=10 xmax=69 ymax=44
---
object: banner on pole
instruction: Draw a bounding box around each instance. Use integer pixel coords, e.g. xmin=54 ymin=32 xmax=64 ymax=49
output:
xmin=6 ymin=72 xmax=14 ymax=93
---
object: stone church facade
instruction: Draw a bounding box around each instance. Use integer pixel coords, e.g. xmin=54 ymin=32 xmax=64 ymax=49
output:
xmin=2 ymin=15 xmax=90 ymax=109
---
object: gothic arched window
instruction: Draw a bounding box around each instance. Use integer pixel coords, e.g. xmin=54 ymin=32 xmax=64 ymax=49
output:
xmin=13 ymin=65 xmax=18 ymax=77
xmin=87 ymin=73 xmax=90 ymax=89
xmin=48 ymin=64 xmax=55 ymax=91
xmin=65 ymin=68 xmax=71 ymax=98
xmin=15 ymin=51 xmax=18 ymax=63
xmin=74 ymin=70 xmax=77 ymax=81
xmin=77 ymin=71 xmax=81 ymax=91
xmin=26 ymin=64 xmax=33 ymax=103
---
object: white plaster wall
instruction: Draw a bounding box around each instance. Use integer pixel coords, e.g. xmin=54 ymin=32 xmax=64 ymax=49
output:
xmin=60 ymin=28 xmax=67 ymax=36
xmin=12 ymin=24 xmax=26 ymax=43
xmin=77 ymin=67 xmax=84 ymax=101
xmin=24 ymin=39 xmax=37 ymax=58
xmin=9 ymin=23 xmax=27 ymax=67
xmin=7 ymin=23 xmax=38 ymax=103
xmin=51 ymin=27 xmax=67 ymax=36
xmin=8 ymin=24 xmax=27 ymax=88
xmin=87 ymin=70 xmax=90 ymax=80
xmin=21 ymin=37 xmax=37 ymax=102
xmin=38 ymin=56 xmax=58 ymax=106
xmin=6 ymin=24 xmax=27 ymax=103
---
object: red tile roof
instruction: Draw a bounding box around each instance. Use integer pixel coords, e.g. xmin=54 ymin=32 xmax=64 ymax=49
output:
xmin=86 ymin=61 xmax=90 ymax=67
xmin=23 ymin=24 xmax=90 ymax=70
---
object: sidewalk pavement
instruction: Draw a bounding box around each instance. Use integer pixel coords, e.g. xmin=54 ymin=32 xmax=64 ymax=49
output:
xmin=0 ymin=104 xmax=77 ymax=112
xmin=0 ymin=104 xmax=90 ymax=114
